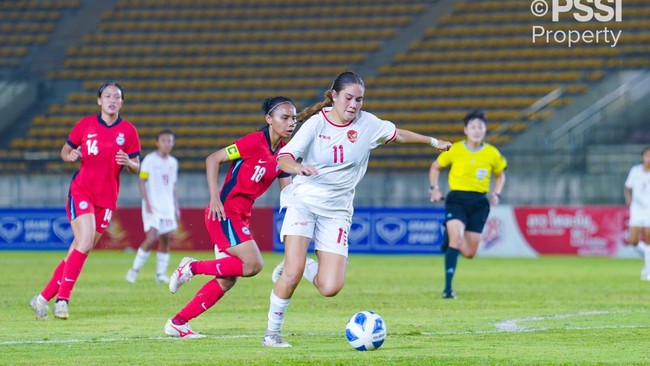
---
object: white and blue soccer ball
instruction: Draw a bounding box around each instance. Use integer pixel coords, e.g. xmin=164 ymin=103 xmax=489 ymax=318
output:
xmin=345 ymin=310 xmax=386 ymax=351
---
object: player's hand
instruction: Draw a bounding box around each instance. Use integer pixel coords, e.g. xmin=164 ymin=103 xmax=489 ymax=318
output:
xmin=430 ymin=189 xmax=444 ymax=203
xmin=115 ymin=149 xmax=130 ymax=166
xmin=209 ymin=197 xmax=226 ymax=221
xmin=66 ymin=146 xmax=82 ymax=162
xmin=489 ymin=192 xmax=500 ymax=206
xmin=435 ymin=140 xmax=452 ymax=151
xmin=296 ymin=164 xmax=318 ymax=176
xmin=145 ymin=201 xmax=153 ymax=214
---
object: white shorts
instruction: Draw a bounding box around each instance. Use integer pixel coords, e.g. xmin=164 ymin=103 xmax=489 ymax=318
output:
xmin=629 ymin=207 xmax=650 ymax=227
xmin=142 ymin=209 xmax=177 ymax=235
xmin=280 ymin=207 xmax=351 ymax=257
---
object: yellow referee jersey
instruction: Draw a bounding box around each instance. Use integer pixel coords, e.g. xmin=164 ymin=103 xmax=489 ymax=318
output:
xmin=436 ymin=141 xmax=507 ymax=193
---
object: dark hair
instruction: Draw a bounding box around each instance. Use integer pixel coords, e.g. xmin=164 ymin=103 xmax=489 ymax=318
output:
xmin=642 ymin=146 xmax=650 ymax=156
xmin=463 ymin=109 xmax=486 ymax=126
xmin=296 ymin=71 xmax=365 ymax=123
xmin=261 ymin=96 xmax=295 ymax=116
xmin=97 ymin=81 xmax=124 ymax=100
xmin=156 ymin=129 xmax=174 ymax=140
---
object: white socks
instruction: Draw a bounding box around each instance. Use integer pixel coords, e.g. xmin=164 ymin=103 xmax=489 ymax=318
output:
xmin=639 ymin=242 xmax=650 ymax=271
xmin=132 ymin=248 xmax=151 ymax=271
xmin=303 ymin=257 xmax=319 ymax=285
xmin=267 ymin=291 xmax=291 ymax=332
xmin=156 ymin=252 xmax=170 ymax=275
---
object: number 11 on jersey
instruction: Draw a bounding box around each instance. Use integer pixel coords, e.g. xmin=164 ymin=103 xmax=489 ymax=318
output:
xmin=333 ymin=145 xmax=344 ymax=164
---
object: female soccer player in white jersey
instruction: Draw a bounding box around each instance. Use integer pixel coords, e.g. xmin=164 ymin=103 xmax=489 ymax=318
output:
xmin=126 ymin=129 xmax=179 ymax=284
xmin=262 ymin=71 xmax=452 ymax=347
xmin=624 ymin=146 xmax=650 ymax=281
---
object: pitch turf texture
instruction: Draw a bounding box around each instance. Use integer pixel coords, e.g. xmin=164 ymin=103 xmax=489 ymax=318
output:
xmin=3 ymin=251 xmax=649 ymax=365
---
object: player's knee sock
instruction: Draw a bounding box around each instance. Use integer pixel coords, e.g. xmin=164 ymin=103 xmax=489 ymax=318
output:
xmin=132 ymin=247 xmax=151 ymax=271
xmin=190 ymin=254 xmax=244 ymax=277
xmin=444 ymin=248 xmax=460 ymax=292
xmin=173 ymin=279 xmax=225 ymax=325
xmin=57 ymin=249 xmax=88 ymax=301
xmin=640 ymin=241 xmax=650 ymax=271
xmin=156 ymin=252 xmax=170 ymax=275
xmin=303 ymin=257 xmax=318 ymax=285
xmin=267 ymin=290 xmax=291 ymax=332
xmin=41 ymin=260 xmax=65 ymax=301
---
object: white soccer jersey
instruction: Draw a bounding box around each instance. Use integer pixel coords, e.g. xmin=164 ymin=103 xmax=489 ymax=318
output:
xmin=278 ymin=107 xmax=396 ymax=217
xmin=625 ymin=164 xmax=650 ymax=214
xmin=140 ymin=151 xmax=178 ymax=219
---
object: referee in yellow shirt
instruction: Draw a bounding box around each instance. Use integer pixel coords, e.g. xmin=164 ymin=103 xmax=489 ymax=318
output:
xmin=429 ymin=110 xmax=507 ymax=299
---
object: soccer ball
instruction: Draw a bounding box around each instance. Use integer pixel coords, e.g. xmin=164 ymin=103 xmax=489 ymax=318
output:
xmin=345 ymin=311 xmax=386 ymax=351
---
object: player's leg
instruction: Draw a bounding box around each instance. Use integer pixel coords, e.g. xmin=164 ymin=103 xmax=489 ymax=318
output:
xmin=458 ymin=198 xmax=490 ymax=259
xmin=127 ymin=209 xmax=160 ymax=282
xmin=640 ymin=226 xmax=650 ymax=280
xmin=155 ymin=232 xmax=171 ymax=283
xmin=443 ymin=218 xmax=465 ymax=299
xmin=164 ymin=276 xmax=236 ymax=339
xmin=307 ymin=214 xmax=351 ymax=297
xmin=263 ymin=207 xmax=314 ymax=347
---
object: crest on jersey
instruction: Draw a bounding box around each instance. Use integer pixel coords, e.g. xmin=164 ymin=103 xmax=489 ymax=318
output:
xmin=116 ymin=133 xmax=125 ymax=145
xmin=347 ymin=130 xmax=358 ymax=143
xmin=242 ymin=226 xmax=250 ymax=235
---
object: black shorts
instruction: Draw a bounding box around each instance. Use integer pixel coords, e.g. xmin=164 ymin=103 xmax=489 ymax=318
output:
xmin=444 ymin=191 xmax=490 ymax=233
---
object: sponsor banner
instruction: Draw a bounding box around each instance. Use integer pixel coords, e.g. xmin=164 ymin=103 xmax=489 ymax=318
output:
xmin=0 ymin=208 xmax=274 ymax=251
xmin=0 ymin=208 xmax=73 ymax=250
xmin=478 ymin=206 xmax=539 ymax=258
xmin=273 ymin=207 xmax=447 ymax=254
xmin=514 ymin=206 xmax=626 ymax=256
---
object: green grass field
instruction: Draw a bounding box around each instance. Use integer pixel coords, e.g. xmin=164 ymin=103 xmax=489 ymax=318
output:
xmin=2 ymin=251 xmax=649 ymax=365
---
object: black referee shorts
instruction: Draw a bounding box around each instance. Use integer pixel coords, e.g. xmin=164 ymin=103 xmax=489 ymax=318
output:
xmin=444 ymin=191 xmax=490 ymax=233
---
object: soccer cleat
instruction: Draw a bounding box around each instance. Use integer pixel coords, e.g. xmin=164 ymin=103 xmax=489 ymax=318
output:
xmin=155 ymin=273 xmax=170 ymax=284
xmin=641 ymin=269 xmax=650 ymax=281
xmin=442 ymin=289 xmax=457 ymax=299
xmin=54 ymin=300 xmax=69 ymax=319
xmin=271 ymin=260 xmax=285 ymax=284
xmin=125 ymin=268 xmax=138 ymax=283
xmin=262 ymin=330 xmax=292 ymax=348
xmin=169 ymin=257 xmax=195 ymax=294
xmin=29 ymin=296 xmax=49 ymax=320
xmin=164 ymin=319 xmax=205 ymax=339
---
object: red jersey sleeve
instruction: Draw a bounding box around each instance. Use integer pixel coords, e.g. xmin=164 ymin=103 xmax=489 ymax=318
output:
xmin=67 ymin=117 xmax=87 ymax=148
xmin=233 ymin=132 xmax=259 ymax=160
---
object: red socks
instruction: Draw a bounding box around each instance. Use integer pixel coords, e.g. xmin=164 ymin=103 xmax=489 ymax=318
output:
xmin=40 ymin=260 xmax=65 ymax=301
xmin=190 ymin=254 xmax=244 ymax=277
xmin=57 ymin=249 xmax=88 ymax=301
xmin=172 ymin=279 xmax=225 ymax=325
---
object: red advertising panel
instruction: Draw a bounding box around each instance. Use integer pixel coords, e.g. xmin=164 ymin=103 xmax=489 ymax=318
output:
xmin=513 ymin=206 xmax=627 ymax=256
xmin=96 ymin=207 xmax=274 ymax=252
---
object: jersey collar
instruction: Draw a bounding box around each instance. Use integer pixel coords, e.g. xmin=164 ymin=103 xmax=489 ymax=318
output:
xmin=96 ymin=113 xmax=123 ymax=127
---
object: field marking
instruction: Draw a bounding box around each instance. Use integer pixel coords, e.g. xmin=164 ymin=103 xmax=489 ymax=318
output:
xmin=3 ymin=311 xmax=648 ymax=346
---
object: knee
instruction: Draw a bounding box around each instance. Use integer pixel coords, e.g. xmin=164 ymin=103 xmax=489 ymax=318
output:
xmin=317 ymin=281 xmax=344 ymax=297
xmin=242 ymin=258 xmax=264 ymax=277
xmin=278 ymin=267 xmax=303 ymax=289
xmin=463 ymin=251 xmax=477 ymax=259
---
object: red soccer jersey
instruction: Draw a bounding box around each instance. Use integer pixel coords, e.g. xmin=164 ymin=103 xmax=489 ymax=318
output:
xmin=220 ymin=129 xmax=290 ymax=220
xmin=67 ymin=114 xmax=141 ymax=210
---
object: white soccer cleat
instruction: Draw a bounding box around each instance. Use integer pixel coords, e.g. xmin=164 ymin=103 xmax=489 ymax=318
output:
xmin=125 ymin=269 xmax=138 ymax=283
xmin=262 ymin=330 xmax=292 ymax=348
xmin=271 ymin=260 xmax=285 ymax=284
xmin=169 ymin=257 xmax=195 ymax=294
xmin=53 ymin=300 xmax=69 ymax=320
xmin=641 ymin=269 xmax=650 ymax=281
xmin=155 ymin=273 xmax=170 ymax=284
xmin=29 ymin=296 xmax=49 ymax=320
xmin=164 ymin=319 xmax=206 ymax=339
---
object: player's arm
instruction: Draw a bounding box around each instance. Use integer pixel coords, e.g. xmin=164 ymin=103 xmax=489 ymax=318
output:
xmin=205 ymin=147 xmax=231 ymax=221
xmin=116 ymin=150 xmax=140 ymax=174
xmin=624 ymin=186 xmax=632 ymax=206
xmin=429 ymin=160 xmax=444 ymax=202
xmin=490 ymin=171 xmax=506 ymax=206
xmin=394 ymin=128 xmax=451 ymax=151
xmin=278 ymin=176 xmax=292 ymax=191
xmin=61 ymin=142 xmax=81 ymax=162
xmin=138 ymin=172 xmax=152 ymax=213
xmin=277 ymin=155 xmax=318 ymax=176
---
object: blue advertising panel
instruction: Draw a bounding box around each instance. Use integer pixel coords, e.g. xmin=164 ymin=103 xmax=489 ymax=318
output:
xmin=0 ymin=209 xmax=72 ymax=250
xmin=273 ymin=207 xmax=446 ymax=254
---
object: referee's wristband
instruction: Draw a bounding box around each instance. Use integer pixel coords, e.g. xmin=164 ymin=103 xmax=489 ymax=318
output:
xmin=429 ymin=185 xmax=439 ymax=191
xmin=429 ymin=137 xmax=439 ymax=148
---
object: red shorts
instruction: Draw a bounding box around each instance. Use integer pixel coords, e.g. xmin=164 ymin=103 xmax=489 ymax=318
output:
xmin=204 ymin=206 xmax=253 ymax=252
xmin=66 ymin=189 xmax=113 ymax=234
